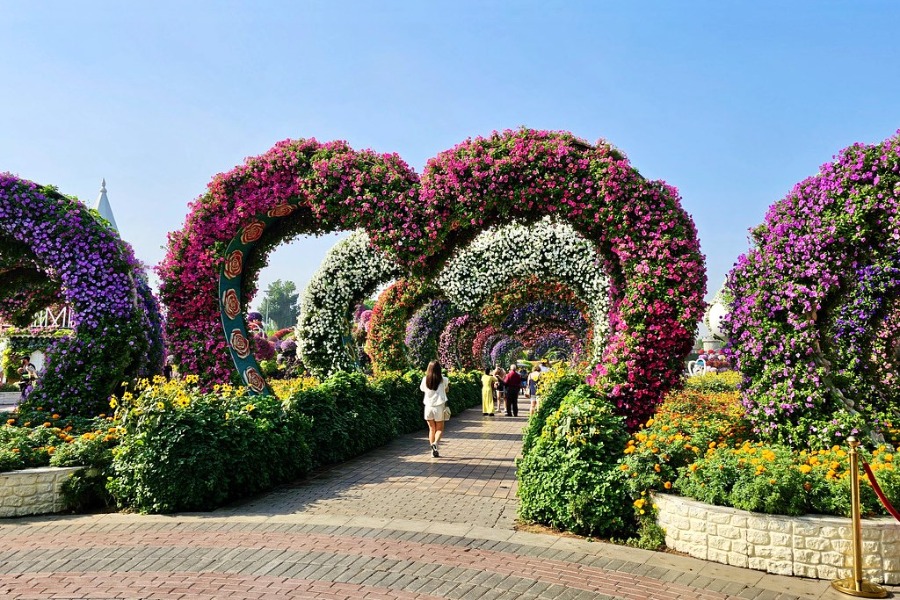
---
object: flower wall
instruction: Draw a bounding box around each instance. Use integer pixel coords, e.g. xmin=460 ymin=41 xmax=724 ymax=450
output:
xmin=725 ymin=130 xmax=900 ymax=445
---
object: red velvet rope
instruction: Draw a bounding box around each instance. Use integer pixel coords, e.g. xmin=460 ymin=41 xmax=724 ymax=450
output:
xmin=861 ymin=458 xmax=900 ymax=523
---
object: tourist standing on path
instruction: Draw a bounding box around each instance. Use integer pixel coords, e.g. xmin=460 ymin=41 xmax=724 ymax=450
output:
xmin=503 ymin=364 xmax=521 ymax=417
xmin=492 ymin=366 xmax=506 ymax=414
xmin=527 ymin=364 xmax=541 ymax=414
xmin=421 ymin=360 xmax=450 ymax=458
xmin=16 ymin=357 xmax=37 ymax=401
xmin=480 ymin=368 xmax=496 ymax=416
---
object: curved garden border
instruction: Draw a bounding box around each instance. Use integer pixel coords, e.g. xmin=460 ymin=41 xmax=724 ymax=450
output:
xmin=0 ymin=175 xmax=164 ymax=415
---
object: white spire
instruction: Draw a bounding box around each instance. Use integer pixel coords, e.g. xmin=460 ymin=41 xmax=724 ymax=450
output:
xmin=93 ymin=178 xmax=119 ymax=232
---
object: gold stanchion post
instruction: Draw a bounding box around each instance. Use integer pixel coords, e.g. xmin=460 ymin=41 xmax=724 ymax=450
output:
xmin=831 ymin=436 xmax=887 ymax=598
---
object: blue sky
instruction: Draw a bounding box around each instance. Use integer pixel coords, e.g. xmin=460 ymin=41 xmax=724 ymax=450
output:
xmin=2 ymin=1 xmax=899 ymax=311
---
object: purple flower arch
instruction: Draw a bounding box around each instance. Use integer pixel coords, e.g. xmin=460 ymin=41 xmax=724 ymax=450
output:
xmin=0 ymin=175 xmax=165 ymax=415
xmin=725 ymin=130 xmax=900 ymax=444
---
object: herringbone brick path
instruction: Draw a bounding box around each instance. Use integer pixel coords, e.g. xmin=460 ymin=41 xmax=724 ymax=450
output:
xmin=0 ymin=408 xmax=894 ymax=599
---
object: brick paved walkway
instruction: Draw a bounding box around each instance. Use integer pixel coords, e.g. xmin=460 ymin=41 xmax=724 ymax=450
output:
xmin=0 ymin=408 xmax=896 ymax=599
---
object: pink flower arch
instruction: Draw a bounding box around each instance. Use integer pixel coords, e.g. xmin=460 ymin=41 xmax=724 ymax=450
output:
xmin=159 ymin=129 xmax=705 ymax=427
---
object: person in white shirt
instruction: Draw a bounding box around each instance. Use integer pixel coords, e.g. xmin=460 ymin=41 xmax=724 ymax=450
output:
xmin=421 ymin=360 xmax=450 ymax=458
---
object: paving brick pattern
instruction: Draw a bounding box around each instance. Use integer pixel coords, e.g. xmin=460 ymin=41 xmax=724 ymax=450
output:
xmin=1 ymin=408 xmax=896 ymax=599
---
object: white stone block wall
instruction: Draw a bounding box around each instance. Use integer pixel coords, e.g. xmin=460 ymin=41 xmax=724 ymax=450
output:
xmin=655 ymin=492 xmax=900 ymax=584
xmin=0 ymin=466 xmax=81 ymax=517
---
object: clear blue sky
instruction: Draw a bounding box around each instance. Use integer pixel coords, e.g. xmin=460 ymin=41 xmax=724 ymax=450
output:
xmin=2 ymin=1 xmax=899 ymax=310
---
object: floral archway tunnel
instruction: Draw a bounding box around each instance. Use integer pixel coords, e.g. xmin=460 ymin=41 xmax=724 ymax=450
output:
xmin=160 ymin=128 xmax=705 ymax=427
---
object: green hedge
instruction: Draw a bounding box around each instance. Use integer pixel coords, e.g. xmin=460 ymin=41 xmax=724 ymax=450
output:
xmin=108 ymin=370 xmax=481 ymax=513
xmin=517 ymin=380 xmax=632 ymax=538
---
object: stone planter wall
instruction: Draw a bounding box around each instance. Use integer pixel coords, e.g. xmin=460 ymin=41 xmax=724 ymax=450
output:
xmin=0 ymin=466 xmax=80 ymax=517
xmin=655 ymin=493 xmax=900 ymax=584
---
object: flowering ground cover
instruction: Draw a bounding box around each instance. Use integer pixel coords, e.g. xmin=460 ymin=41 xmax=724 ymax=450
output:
xmin=520 ymin=369 xmax=900 ymax=545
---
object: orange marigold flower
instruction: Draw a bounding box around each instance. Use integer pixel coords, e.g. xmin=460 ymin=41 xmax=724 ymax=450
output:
xmin=664 ymin=481 xmax=673 ymax=490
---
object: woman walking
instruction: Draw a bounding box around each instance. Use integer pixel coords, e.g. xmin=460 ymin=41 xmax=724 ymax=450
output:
xmin=527 ymin=364 xmax=542 ymax=414
xmin=421 ymin=360 xmax=450 ymax=457
xmin=480 ymin=368 xmax=496 ymax=416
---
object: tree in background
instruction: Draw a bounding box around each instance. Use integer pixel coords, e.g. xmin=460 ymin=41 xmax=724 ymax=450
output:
xmin=258 ymin=280 xmax=300 ymax=330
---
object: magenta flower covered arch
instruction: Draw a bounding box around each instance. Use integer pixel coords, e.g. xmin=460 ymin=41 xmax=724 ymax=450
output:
xmin=159 ymin=129 xmax=706 ymax=426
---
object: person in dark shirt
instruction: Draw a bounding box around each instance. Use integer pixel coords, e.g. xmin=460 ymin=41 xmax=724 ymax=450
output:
xmin=503 ymin=364 xmax=522 ymax=417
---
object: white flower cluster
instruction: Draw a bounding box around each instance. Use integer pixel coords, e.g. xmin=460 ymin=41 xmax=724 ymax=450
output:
xmin=295 ymin=230 xmax=402 ymax=377
xmin=434 ymin=217 xmax=611 ymax=362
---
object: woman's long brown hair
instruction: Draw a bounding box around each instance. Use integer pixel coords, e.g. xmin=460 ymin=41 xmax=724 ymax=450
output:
xmin=425 ymin=360 xmax=442 ymax=391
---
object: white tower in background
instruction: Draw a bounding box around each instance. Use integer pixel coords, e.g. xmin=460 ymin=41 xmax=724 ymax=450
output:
xmin=93 ymin=179 xmax=119 ymax=232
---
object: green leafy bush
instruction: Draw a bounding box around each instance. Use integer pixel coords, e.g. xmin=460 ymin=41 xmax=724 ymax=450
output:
xmin=108 ymin=380 xmax=314 ymax=513
xmin=677 ymin=441 xmax=900 ymax=518
xmin=109 ymin=370 xmax=481 ymax=513
xmin=285 ymin=369 xmax=480 ymax=467
xmin=518 ymin=384 xmax=631 ymax=537
xmin=521 ymin=367 xmax=581 ymax=455
xmin=50 ymin=428 xmax=120 ymax=511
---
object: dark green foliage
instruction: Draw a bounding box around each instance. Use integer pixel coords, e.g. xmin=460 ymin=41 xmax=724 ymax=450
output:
xmin=109 ymin=371 xmax=481 ymax=513
xmin=109 ymin=393 xmax=314 ymax=513
xmin=517 ymin=383 xmax=632 ymax=538
xmin=285 ymin=370 xmax=481 ymax=468
xmin=521 ymin=371 xmax=581 ymax=455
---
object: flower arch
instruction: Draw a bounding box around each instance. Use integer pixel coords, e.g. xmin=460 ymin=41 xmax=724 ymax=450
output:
xmin=158 ymin=139 xmax=419 ymax=390
xmin=162 ymin=129 xmax=704 ymax=426
xmin=725 ymin=131 xmax=900 ymax=445
xmin=408 ymin=130 xmax=705 ymax=427
xmin=364 ymin=279 xmax=438 ymax=374
xmin=294 ymin=230 xmax=402 ymax=378
xmin=0 ymin=175 xmax=165 ymax=416
xmin=434 ymin=216 xmax=610 ymax=362
xmin=405 ymin=299 xmax=458 ymax=370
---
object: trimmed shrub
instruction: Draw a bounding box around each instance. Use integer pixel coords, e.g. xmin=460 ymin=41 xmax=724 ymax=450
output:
xmin=517 ymin=384 xmax=631 ymax=537
xmin=108 ymin=371 xmax=481 ymax=513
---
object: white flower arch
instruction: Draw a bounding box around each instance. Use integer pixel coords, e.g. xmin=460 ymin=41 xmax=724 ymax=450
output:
xmin=434 ymin=217 xmax=610 ymax=362
xmin=295 ymin=230 xmax=402 ymax=377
